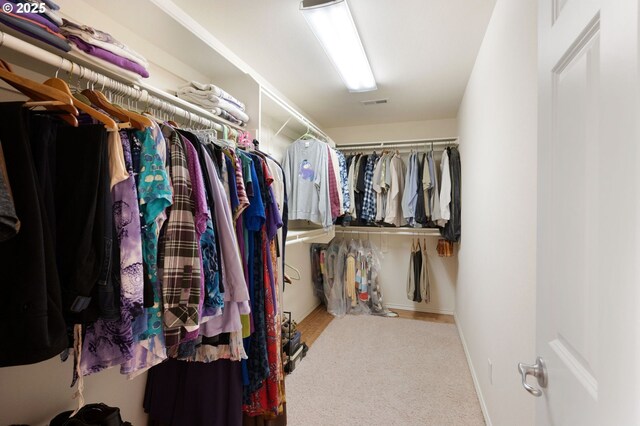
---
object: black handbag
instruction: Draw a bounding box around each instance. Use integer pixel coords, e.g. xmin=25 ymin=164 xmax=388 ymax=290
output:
xmin=49 ymin=403 xmax=132 ymax=426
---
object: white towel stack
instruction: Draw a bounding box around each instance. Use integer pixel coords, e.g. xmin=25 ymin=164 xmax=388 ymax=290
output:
xmin=177 ymin=81 xmax=249 ymax=126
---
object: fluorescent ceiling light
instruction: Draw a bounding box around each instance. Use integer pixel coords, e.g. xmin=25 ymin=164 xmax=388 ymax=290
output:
xmin=300 ymin=0 xmax=377 ymax=92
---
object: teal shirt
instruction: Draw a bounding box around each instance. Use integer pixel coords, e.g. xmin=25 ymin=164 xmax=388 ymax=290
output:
xmin=135 ymin=125 xmax=172 ymax=342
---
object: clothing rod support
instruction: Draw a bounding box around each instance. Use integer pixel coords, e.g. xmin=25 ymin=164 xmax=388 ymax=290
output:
xmin=261 ymin=87 xmax=331 ymax=143
xmin=0 ymin=31 xmax=245 ymax=132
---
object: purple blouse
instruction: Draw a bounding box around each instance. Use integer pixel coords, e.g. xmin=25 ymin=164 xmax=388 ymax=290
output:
xmin=80 ymin=131 xmax=144 ymax=376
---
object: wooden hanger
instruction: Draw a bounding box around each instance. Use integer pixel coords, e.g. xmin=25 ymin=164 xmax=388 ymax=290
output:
xmin=81 ymin=89 xmax=153 ymax=130
xmin=0 ymin=60 xmax=79 ymax=126
xmin=44 ymin=78 xmax=118 ymax=131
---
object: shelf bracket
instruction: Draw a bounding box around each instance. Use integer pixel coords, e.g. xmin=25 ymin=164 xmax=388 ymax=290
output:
xmin=273 ymin=117 xmax=293 ymax=138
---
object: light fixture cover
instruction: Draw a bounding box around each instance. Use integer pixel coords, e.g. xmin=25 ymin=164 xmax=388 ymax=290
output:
xmin=300 ymin=0 xmax=377 ymax=92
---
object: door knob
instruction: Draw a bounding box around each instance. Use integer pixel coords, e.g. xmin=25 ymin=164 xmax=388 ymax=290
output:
xmin=518 ymin=357 xmax=548 ymax=397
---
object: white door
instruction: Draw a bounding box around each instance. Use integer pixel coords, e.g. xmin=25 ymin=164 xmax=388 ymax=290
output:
xmin=530 ymin=0 xmax=640 ymax=424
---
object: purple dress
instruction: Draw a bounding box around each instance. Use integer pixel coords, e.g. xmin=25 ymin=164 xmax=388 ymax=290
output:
xmin=80 ymin=131 xmax=144 ymax=375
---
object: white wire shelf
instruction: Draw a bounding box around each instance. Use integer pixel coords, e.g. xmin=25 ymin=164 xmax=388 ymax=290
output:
xmin=286 ymin=227 xmax=335 ymax=246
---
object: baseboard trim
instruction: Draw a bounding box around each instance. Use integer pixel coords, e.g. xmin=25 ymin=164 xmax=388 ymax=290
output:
xmin=297 ymin=301 xmax=322 ymax=323
xmin=385 ymin=303 xmax=454 ymax=315
xmin=454 ymin=314 xmax=493 ymax=426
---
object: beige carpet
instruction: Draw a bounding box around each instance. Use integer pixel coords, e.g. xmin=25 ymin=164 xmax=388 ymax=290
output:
xmin=285 ymin=315 xmax=485 ymax=426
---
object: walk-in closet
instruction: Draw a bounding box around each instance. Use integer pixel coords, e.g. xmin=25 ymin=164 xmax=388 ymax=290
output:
xmin=2 ymin=0 xmax=640 ymax=425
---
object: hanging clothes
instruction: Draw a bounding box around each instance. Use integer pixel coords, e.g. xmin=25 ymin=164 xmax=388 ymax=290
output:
xmin=124 ymin=124 xmax=173 ymax=378
xmin=426 ymin=150 xmax=442 ymax=226
xmin=312 ymin=237 xmax=390 ymax=317
xmin=0 ymin=103 xmax=68 ymax=367
xmin=420 ymin=240 xmax=430 ymax=303
xmin=81 ymin=131 xmax=144 ymax=376
xmin=0 ymin=141 xmax=20 ymax=241
xmin=441 ymin=147 xmax=462 ymax=242
xmin=406 ymin=240 xmax=427 ymax=303
xmin=438 ymin=147 xmax=451 ymax=227
xmin=326 ymin=146 xmax=341 ymax=221
xmin=372 ymin=152 xmax=386 ymax=223
xmin=384 ymin=153 xmax=407 ymax=227
xmin=415 ymin=153 xmax=428 ymax=226
xmin=402 ymin=152 xmax=419 ymax=227
xmin=335 ymin=150 xmax=350 ymax=215
xmin=282 ymin=138 xmax=331 ymax=228
xmin=0 ymin=57 xmax=286 ymax=421
xmin=361 ymin=153 xmax=378 ymax=223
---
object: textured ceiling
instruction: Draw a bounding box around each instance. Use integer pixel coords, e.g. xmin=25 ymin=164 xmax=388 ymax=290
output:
xmin=173 ymin=0 xmax=496 ymax=128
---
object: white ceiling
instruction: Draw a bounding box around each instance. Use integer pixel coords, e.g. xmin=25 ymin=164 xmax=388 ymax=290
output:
xmin=172 ymin=0 xmax=496 ymax=129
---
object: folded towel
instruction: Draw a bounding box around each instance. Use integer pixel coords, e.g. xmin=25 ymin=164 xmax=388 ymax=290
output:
xmin=61 ymin=18 xmax=148 ymax=69
xmin=180 ymin=81 xmax=245 ymax=111
xmin=177 ymin=87 xmax=249 ymax=123
xmin=212 ymin=107 xmax=245 ymax=127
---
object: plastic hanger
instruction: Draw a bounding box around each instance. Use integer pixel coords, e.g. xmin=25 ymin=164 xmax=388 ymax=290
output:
xmin=285 ymin=263 xmax=301 ymax=280
xmin=0 ymin=60 xmax=79 ymax=125
xmin=299 ymin=124 xmax=315 ymax=141
xmin=44 ymin=77 xmax=118 ymax=131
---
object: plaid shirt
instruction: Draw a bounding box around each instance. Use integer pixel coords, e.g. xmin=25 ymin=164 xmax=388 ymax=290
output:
xmin=160 ymin=126 xmax=201 ymax=348
xmin=361 ymin=154 xmax=378 ymax=221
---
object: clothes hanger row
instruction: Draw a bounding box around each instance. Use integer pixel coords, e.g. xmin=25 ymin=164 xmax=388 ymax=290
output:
xmin=0 ymin=59 xmax=225 ymax=133
xmin=338 ymin=139 xmax=458 ymax=154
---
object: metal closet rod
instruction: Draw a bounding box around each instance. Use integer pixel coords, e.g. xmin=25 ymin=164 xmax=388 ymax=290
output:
xmin=334 ymin=228 xmax=442 ymax=237
xmin=0 ymin=31 xmax=245 ymax=132
xmin=338 ymin=137 xmax=459 ymax=152
xmin=261 ymin=87 xmax=332 ymax=142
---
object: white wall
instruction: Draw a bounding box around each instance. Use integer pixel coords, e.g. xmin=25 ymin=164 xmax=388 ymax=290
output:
xmin=326 ymin=118 xmax=457 ymax=144
xmin=454 ymin=0 xmax=537 ymax=425
xmin=0 ymin=361 xmax=148 ymax=425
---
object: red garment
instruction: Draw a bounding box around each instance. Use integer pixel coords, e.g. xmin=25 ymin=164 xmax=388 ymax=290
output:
xmin=326 ymin=147 xmax=340 ymax=220
xmin=243 ymin=233 xmax=281 ymax=416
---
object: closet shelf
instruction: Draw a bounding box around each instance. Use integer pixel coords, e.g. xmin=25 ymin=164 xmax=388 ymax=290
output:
xmin=334 ymin=226 xmax=443 ymax=237
xmin=0 ymin=30 xmax=245 ymax=131
xmin=286 ymin=227 xmax=335 ymax=246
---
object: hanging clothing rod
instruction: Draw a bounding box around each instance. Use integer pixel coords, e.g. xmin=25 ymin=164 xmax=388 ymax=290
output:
xmin=261 ymin=87 xmax=333 ymax=144
xmin=0 ymin=31 xmax=245 ymax=132
xmin=334 ymin=227 xmax=442 ymax=237
xmin=337 ymin=137 xmax=458 ymax=152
